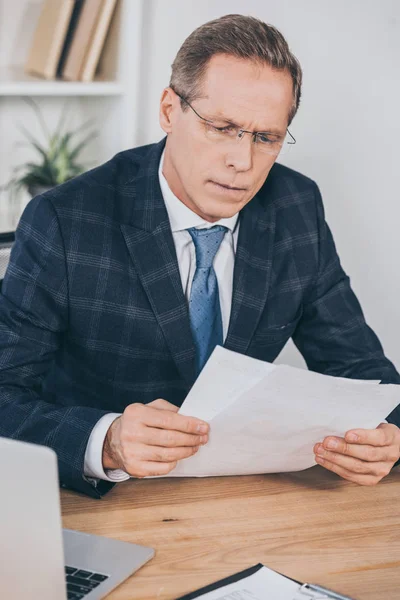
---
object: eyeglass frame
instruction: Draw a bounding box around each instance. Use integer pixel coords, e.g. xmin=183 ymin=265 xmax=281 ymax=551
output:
xmin=172 ymin=89 xmax=296 ymax=151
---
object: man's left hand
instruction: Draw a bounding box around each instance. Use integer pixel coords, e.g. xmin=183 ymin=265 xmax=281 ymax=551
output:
xmin=314 ymin=423 xmax=400 ymax=485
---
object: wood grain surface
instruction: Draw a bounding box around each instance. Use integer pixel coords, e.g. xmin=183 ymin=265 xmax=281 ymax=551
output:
xmin=61 ymin=466 xmax=400 ymax=599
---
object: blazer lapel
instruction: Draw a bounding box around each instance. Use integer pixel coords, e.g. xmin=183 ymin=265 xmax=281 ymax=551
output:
xmin=224 ymin=191 xmax=276 ymax=355
xmin=120 ymin=140 xmax=196 ymax=389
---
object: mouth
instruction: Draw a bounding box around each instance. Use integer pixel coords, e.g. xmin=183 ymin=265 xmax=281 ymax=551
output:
xmin=208 ymin=180 xmax=247 ymax=195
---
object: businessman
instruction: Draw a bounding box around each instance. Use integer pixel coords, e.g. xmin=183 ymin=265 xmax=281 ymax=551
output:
xmin=1 ymin=14 xmax=399 ymax=499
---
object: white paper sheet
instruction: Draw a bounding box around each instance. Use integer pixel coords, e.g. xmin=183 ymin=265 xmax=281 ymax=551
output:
xmin=168 ymin=346 xmax=400 ymax=477
xmin=186 ymin=565 xmax=299 ymax=599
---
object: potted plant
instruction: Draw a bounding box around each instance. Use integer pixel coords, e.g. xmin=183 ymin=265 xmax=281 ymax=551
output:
xmin=2 ymin=99 xmax=97 ymax=202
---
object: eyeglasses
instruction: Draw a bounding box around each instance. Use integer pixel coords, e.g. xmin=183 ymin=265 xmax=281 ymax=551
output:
xmin=174 ymin=91 xmax=296 ymax=157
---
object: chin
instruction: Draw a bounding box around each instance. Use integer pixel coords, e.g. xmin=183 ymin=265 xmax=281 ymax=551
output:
xmin=199 ymin=202 xmax=242 ymax=222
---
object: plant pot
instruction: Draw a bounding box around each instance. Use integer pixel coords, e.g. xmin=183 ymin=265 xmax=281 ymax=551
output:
xmin=27 ymin=185 xmax=53 ymax=198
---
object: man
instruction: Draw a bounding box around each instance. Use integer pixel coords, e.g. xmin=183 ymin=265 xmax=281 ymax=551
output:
xmin=1 ymin=14 xmax=399 ymax=499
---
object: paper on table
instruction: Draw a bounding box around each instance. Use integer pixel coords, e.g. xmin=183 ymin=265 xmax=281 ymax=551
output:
xmin=182 ymin=565 xmax=299 ymax=600
xmin=168 ymin=346 xmax=399 ymax=477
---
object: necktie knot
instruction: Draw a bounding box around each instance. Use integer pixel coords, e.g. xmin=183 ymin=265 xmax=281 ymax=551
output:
xmin=187 ymin=225 xmax=227 ymax=269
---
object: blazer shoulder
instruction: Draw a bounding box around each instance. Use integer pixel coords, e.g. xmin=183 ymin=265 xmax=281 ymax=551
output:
xmin=258 ymin=162 xmax=321 ymax=215
xmin=269 ymin=162 xmax=317 ymax=191
xmin=38 ymin=142 xmax=158 ymax=209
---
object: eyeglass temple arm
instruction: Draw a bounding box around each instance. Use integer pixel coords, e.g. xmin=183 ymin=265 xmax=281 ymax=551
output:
xmin=287 ymin=129 xmax=296 ymax=144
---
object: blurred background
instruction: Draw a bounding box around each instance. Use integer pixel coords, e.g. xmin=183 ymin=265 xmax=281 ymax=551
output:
xmin=0 ymin=0 xmax=399 ymax=370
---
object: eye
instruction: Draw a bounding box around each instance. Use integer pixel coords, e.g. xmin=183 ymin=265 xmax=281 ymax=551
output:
xmin=212 ymin=124 xmax=236 ymax=134
xmin=257 ymin=133 xmax=281 ymax=145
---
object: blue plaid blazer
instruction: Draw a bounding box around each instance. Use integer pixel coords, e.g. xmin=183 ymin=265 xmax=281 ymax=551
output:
xmin=1 ymin=137 xmax=399 ymax=498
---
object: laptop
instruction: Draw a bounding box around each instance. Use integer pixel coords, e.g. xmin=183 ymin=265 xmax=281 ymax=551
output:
xmin=0 ymin=436 xmax=155 ymax=599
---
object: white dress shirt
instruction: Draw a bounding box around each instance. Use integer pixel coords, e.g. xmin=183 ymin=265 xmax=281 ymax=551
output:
xmin=84 ymin=150 xmax=239 ymax=482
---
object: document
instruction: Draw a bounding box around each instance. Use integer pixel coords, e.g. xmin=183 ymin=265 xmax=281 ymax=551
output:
xmin=168 ymin=346 xmax=400 ymax=477
xmin=179 ymin=565 xmax=299 ymax=599
xmin=176 ymin=563 xmax=355 ymax=600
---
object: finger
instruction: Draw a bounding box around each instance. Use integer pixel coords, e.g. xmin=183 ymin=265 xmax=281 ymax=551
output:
xmin=139 ymin=426 xmax=208 ymax=448
xmin=139 ymin=444 xmax=199 ymax=463
xmin=315 ymin=439 xmax=399 ymax=463
xmin=132 ymin=461 xmax=178 ymax=478
xmin=147 ymin=399 xmax=179 ymax=412
xmin=315 ymin=445 xmax=391 ymax=476
xmin=343 ymin=424 xmax=395 ymax=447
xmin=315 ymin=455 xmax=384 ymax=485
xmin=321 ymin=428 xmax=391 ymax=454
xmin=139 ymin=405 xmax=209 ymax=434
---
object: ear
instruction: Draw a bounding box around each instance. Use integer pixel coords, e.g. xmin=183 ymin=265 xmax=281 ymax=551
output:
xmin=159 ymin=87 xmax=178 ymax=134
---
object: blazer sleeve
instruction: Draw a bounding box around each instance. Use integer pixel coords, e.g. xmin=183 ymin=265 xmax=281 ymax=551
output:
xmin=0 ymin=194 xmax=115 ymax=498
xmin=292 ymin=182 xmax=400 ymax=427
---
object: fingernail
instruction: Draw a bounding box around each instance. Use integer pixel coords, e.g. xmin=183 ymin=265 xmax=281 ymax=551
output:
xmin=198 ymin=423 xmax=208 ymax=433
xmin=347 ymin=433 xmax=358 ymax=442
xmin=316 ymin=456 xmax=325 ymax=464
xmin=326 ymin=439 xmax=338 ymax=449
xmin=315 ymin=444 xmax=324 ymax=455
xmin=200 ymin=435 xmax=208 ymax=444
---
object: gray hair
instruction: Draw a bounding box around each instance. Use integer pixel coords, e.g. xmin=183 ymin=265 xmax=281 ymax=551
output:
xmin=170 ymin=14 xmax=302 ymax=126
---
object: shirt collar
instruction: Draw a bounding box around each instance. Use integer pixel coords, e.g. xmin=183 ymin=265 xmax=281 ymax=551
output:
xmin=158 ymin=149 xmax=239 ymax=233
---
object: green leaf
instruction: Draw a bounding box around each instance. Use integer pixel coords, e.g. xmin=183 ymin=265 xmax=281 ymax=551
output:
xmin=4 ymin=102 xmax=98 ymax=193
xmin=69 ymin=131 xmax=98 ymax=161
xmin=23 ymin=97 xmax=51 ymax=141
xmin=67 ymin=118 xmax=97 ymax=141
xmin=55 ymin=99 xmax=72 ymax=136
xmin=17 ymin=124 xmax=44 ymax=151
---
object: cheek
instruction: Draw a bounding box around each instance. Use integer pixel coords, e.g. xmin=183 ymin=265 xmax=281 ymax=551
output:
xmin=177 ymin=133 xmax=210 ymax=175
xmin=252 ymin=163 xmax=275 ymax=190
xmin=171 ymin=138 xmax=197 ymax=176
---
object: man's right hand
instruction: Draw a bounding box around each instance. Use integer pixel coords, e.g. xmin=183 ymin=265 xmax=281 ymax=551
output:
xmin=102 ymin=399 xmax=209 ymax=478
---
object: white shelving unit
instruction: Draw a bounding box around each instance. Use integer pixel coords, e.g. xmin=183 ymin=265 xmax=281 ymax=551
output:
xmin=0 ymin=0 xmax=144 ymax=233
xmin=0 ymin=66 xmax=126 ymax=96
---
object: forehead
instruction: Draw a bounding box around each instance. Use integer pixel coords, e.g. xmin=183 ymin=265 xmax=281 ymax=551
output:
xmin=199 ymin=54 xmax=293 ymax=130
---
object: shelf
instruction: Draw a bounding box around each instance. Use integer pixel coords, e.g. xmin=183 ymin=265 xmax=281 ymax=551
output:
xmin=0 ymin=67 xmax=125 ymax=97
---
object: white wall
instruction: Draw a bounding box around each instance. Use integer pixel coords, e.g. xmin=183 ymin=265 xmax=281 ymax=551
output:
xmin=136 ymin=0 xmax=400 ymax=370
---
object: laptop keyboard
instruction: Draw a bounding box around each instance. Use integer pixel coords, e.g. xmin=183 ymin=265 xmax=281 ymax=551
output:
xmin=65 ymin=566 xmax=109 ymax=599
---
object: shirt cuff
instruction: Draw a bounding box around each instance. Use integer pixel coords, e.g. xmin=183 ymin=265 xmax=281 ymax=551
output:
xmin=84 ymin=413 xmax=130 ymax=482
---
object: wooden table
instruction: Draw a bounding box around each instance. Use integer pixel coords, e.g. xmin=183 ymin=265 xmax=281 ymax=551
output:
xmin=61 ymin=466 xmax=400 ymax=599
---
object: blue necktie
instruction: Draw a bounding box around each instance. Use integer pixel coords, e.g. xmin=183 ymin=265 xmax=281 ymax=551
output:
xmin=187 ymin=225 xmax=227 ymax=375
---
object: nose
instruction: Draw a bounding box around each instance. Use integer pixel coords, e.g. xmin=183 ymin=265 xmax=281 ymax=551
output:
xmin=224 ymin=132 xmax=254 ymax=172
